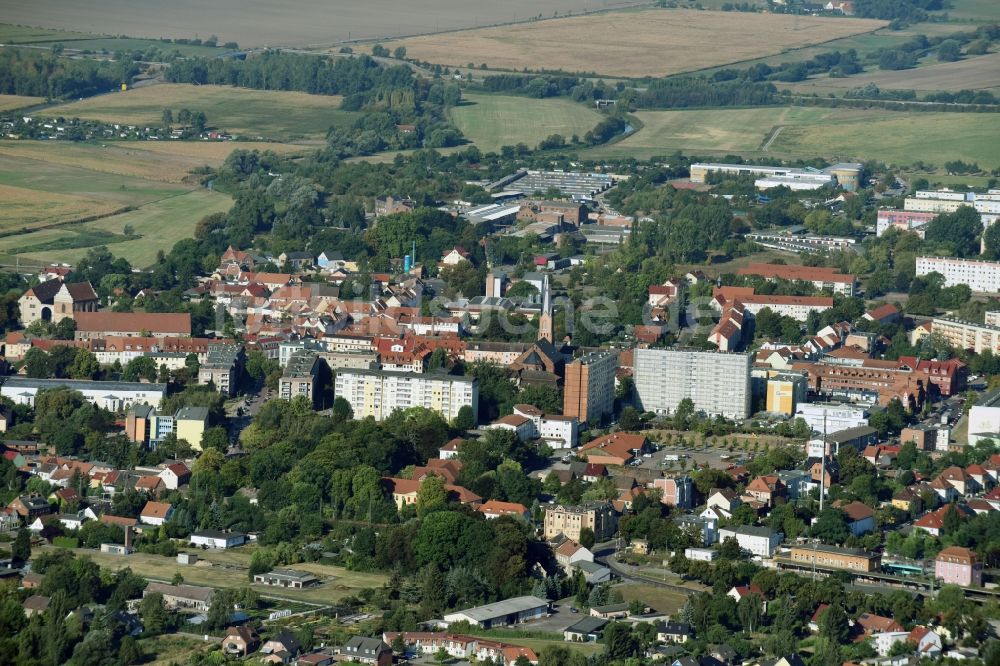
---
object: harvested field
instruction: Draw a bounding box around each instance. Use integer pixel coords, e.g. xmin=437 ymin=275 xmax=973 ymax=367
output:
xmin=43 ymin=84 xmax=356 ymax=140
xmin=1 ymin=189 xmax=233 ymax=268
xmin=0 ymin=0 xmax=641 ymax=48
xmin=0 ymin=183 xmax=120 ymax=232
xmin=386 ymin=9 xmax=887 ymax=78
xmin=783 ymin=51 xmax=1000 ymax=94
xmin=0 ymin=141 xmax=309 ymax=184
xmin=0 ymin=23 xmax=225 ymax=56
xmin=450 ymin=93 xmax=602 ymax=153
xmin=0 ymin=94 xmax=45 ymax=112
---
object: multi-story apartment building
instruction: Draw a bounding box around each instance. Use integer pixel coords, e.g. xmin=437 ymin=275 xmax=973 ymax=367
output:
xmin=334 ymin=369 xmax=478 ymax=422
xmin=875 ymin=210 xmax=937 ymax=237
xmin=932 ymin=317 xmax=1000 ymax=354
xmin=717 ymin=525 xmax=783 ymax=558
xmin=766 ymin=372 xmax=809 ymax=416
xmin=653 ymin=475 xmax=693 ymax=509
xmin=279 ymin=350 xmax=330 ymax=408
xmin=634 ymin=348 xmax=751 ymax=420
xmin=543 ymin=501 xmax=617 ymax=542
xmin=563 ymin=350 xmax=616 ymax=426
xmin=713 ymin=286 xmax=832 ymax=322
xmin=916 ymin=256 xmax=1000 ymax=293
xmin=800 ymin=356 xmax=967 ymax=405
xmin=935 ymin=546 xmax=982 ymax=587
xmin=198 ymin=343 xmax=245 ymax=397
xmin=737 ymin=263 xmax=857 ymax=296
xmin=1 ymin=377 xmax=165 ymax=411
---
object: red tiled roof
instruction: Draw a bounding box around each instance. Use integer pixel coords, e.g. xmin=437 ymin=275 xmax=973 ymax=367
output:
xmin=74 ymin=311 xmax=191 ymax=335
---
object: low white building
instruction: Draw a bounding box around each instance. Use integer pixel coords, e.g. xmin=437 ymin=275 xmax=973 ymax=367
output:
xmin=795 ymin=402 xmax=870 ymax=436
xmin=1 ymin=377 xmax=166 ymax=411
xmin=684 ymin=547 xmax=717 ymax=562
xmin=717 ymin=525 xmax=783 ymax=558
xmin=190 ymin=530 xmax=246 ymax=549
xmin=512 ymin=404 xmax=579 ymax=447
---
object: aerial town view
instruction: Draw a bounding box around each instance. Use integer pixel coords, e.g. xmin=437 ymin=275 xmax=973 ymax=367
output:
xmin=1 ymin=0 xmax=1000 ymax=664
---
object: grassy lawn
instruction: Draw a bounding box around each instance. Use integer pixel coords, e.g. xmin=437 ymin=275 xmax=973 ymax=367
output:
xmin=0 ymin=94 xmax=45 ymax=112
xmin=42 ymin=84 xmax=357 ymax=141
xmin=586 ymin=106 xmax=1000 ymax=168
xmin=450 ymin=93 xmax=602 ymax=154
xmin=944 ymin=0 xmax=1000 ymax=21
xmin=138 ymin=635 xmax=214 ymax=665
xmin=463 ymin=631 xmax=602 ymax=657
xmin=56 ymin=545 xmax=387 ymax=605
xmin=616 ymin=583 xmax=691 ymax=615
xmin=767 ymin=110 xmax=1000 ymax=168
xmin=2 ymin=189 xmax=232 ymax=268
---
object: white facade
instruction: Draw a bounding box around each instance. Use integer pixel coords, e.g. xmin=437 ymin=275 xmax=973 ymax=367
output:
xmin=968 ymin=405 xmax=1000 ymax=446
xmin=717 ymin=526 xmax=783 ymax=558
xmin=755 ymin=174 xmax=834 ymax=191
xmin=795 ymin=403 xmax=869 ymax=435
xmin=634 ymin=348 xmax=751 ymax=419
xmin=916 ymin=256 xmax=1000 ymax=293
xmin=1 ymin=377 xmax=166 ymax=411
xmin=190 ymin=531 xmax=245 ymax=549
xmin=684 ymin=547 xmax=717 ymax=562
xmin=512 ymin=404 xmax=579 ymax=447
xmin=333 ymin=369 xmax=478 ymax=423
xmin=735 ymin=297 xmax=833 ymax=322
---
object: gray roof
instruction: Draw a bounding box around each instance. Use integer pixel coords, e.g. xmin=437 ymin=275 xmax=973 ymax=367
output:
xmin=345 ymin=636 xmax=390 ymax=655
xmin=824 ymin=425 xmax=878 ymax=443
xmin=176 ymin=406 xmax=210 ymax=421
xmin=259 ymin=568 xmax=318 ymax=583
xmin=284 ymin=350 xmax=320 ymax=377
xmin=721 ymin=525 xmax=780 ymax=538
xmin=146 ymin=582 xmax=214 ymax=603
xmin=3 ymin=376 xmax=166 ymax=393
xmin=566 ymin=617 xmax=608 ymax=634
xmin=446 ymin=595 xmax=548 ymax=622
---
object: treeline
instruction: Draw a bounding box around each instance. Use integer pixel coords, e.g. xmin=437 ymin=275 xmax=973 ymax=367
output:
xmin=631 ymin=77 xmax=777 ymax=109
xmin=167 ymin=51 xmax=465 ymax=155
xmin=0 ymin=48 xmax=135 ymax=99
xmin=854 ymin=0 xmax=946 ymax=24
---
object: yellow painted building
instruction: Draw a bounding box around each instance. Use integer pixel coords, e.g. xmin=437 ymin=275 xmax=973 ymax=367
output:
xmin=766 ymin=372 xmax=808 ymax=416
xmin=175 ymin=406 xmax=210 ymax=451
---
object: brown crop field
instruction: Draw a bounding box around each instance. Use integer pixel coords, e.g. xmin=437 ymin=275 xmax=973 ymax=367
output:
xmin=0 ymin=0 xmax=642 ymax=48
xmin=385 ymin=9 xmax=887 ymax=78
xmin=0 ymin=184 xmax=120 ymax=233
xmin=0 ymin=94 xmax=45 ymax=112
xmin=782 ymin=51 xmax=1000 ymax=94
xmin=43 ymin=84 xmax=355 ymax=141
xmin=0 ymin=141 xmax=310 ymax=184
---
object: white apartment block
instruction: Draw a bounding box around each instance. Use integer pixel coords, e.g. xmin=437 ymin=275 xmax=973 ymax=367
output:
xmin=795 ymin=402 xmax=870 ymax=435
xmin=876 ymin=210 xmax=936 ymax=237
xmin=333 ymin=368 xmax=478 ymax=423
xmin=633 ymin=348 xmax=751 ymax=420
xmin=932 ymin=317 xmax=1000 ymax=354
xmin=735 ymin=295 xmax=833 ymax=322
xmin=916 ymin=256 xmax=1000 ymax=293
xmin=717 ymin=525 xmax=783 ymax=558
xmin=512 ymin=404 xmax=580 ymax=447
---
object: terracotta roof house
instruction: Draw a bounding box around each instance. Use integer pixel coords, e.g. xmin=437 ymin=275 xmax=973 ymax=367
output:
xmin=477 ymin=500 xmax=530 ymax=520
xmin=139 ymin=500 xmax=174 ymax=526
xmin=856 ymin=612 xmax=903 ymax=635
xmin=839 ymin=501 xmax=876 ymax=536
xmin=746 ymin=475 xmax=785 ymax=506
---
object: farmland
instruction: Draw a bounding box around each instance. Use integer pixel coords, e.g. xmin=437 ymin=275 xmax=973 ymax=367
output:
xmin=0 ymin=140 xmax=309 ymax=184
xmin=0 ymin=94 xmax=44 ymax=112
xmin=42 ymin=84 xmax=356 ymax=141
xmin=0 ymin=23 xmax=228 ymax=56
xmin=586 ymin=106 xmax=1000 ymax=168
xmin=782 ymin=51 xmax=1000 ymax=95
xmin=385 ymin=9 xmax=886 ymax=78
xmin=0 ymin=0 xmax=642 ymax=48
xmin=449 ymin=93 xmax=603 ymax=153
xmin=0 ymin=189 xmax=232 ymax=268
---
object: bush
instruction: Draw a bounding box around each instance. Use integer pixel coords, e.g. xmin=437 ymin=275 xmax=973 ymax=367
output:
xmin=53 ymin=536 xmax=80 ymax=549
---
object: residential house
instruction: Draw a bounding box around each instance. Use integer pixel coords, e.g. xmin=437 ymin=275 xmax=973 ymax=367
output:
xmin=8 ymin=494 xmax=52 ymax=519
xmin=840 ymin=501 xmax=876 ymax=536
xmin=543 ymin=501 xmax=617 ymax=542
xmin=706 ymin=489 xmax=741 ymax=518
xmin=554 ymin=539 xmax=594 ymax=572
xmin=260 ymin=630 xmax=302 ymax=662
xmin=728 ymin=584 xmax=767 ymax=612
xmin=914 ymin=504 xmax=972 ymax=537
xmin=746 ymin=475 xmax=785 ymax=507
xmin=342 ymin=637 xmax=392 ymax=666
xmin=159 ymin=462 xmax=191 ymax=490
xmin=935 ymin=546 xmax=982 ymax=587
xmin=222 ymin=626 xmax=260 ymax=657
xmin=139 ymin=501 xmax=173 ymax=526
xmin=654 ymin=475 xmax=693 ymax=509
xmin=23 ymin=595 xmax=50 ymax=618
xmin=717 ymin=526 xmax=783 ymax=558
xmin=477 ymin=500 xmax=531 ymax=520
xmin=656 ymin=622 xmax=693 ymax=644
xmin=908 ymin=626 xmax=943 ymax=658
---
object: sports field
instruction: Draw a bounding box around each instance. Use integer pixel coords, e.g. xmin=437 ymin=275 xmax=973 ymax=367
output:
xmin=386 ymin=9 xmax=886 ymax=78
xmin=586 ymin=107 xmax=1000 ymax=168
xmin=0 ymin=94 xmax=45 ymax=112
xmin=42 ymin=84 xmax=356 ymax=141
xmin=783 ymin=51 xmax=1000 ymax=94
xmin=0 ymin=0 xmax=640 ymax=48
xmin=450 ymin=93 xmax=603 ymax=153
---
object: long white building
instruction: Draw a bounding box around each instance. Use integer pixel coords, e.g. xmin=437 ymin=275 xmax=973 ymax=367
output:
xmin=1 ymin=377 xmax=166 ymax=411
xmin=915 ymin=256 xmax=1000 ymax=293
xmin=333 ymin=368 xmax=478 ymax=423
xmin=633 ymin=348 xmax=751 ymax=420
